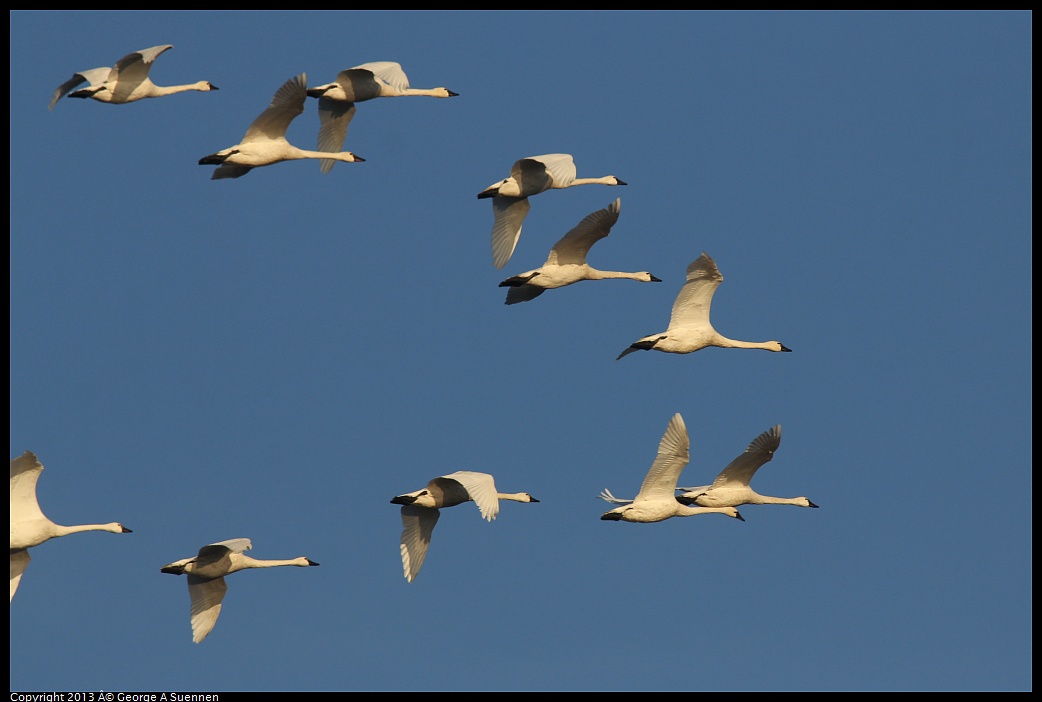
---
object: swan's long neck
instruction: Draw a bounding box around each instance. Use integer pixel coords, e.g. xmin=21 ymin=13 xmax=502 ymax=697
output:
xmin=712 ymin=334 xmax=781 ymax=351
xmin=586 ymin=269 xmax=649 ymax=281
xmin=747 ymin=494 xmax=811 ymax=506
xmin=564 ymin=176 xmax=621 ymax=187
xmin=290 ymin=148 xmax=361 ymax=163
xmin=498 ymin=492 xmax=533 ymax=502
xmin=153 ymin=81 xmax=212 ymax=96
xmin=52 ymin=522 xmax=123 ymax=537
xmin=398 ymin=88 xmax=453 ymax=97
xmin=235 ymin=555 xmax=313 ymax=571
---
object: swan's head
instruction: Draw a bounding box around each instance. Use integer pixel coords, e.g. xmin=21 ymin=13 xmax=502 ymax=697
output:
xmin=435 ymin=88 xmax=459 ymax=98
xmin=798 ymin=498 xmax=819 ymax=508
xmin=196 ymin=81 xmax=219 ymax=91
xmin=639 ymin=272 xmax=662 ymax=283
xmin=769 ymin=341 xmax=792 ymax=352
xmin=477 ymin=180 xmax=508 ymax=199
xmin=518 ymin=493 xmax=539 ymax=503
xmin=305 ymin=558 xmax=320 ymax=566
xmin=306 ymin=83 xmax=342 ymax=99
xmin=724 ymin=507 xmax=745 ymax=521
xmin=340 ymin=152 xmax=365 ymax=163
xmin=115 ymin=523 xmax=133 ymax=534
xmin=610 ymin=177 xmax=627 ymax=186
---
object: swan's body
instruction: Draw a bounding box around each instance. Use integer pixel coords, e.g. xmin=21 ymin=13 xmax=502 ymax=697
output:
xmin=478 ymin=154 xmax=627 ymax=269
xmin=599 ymin=414 xmax=745 ymax=524
xmin=306 ymin=61 xmax=458 ymax=173
xmin=498 ymin=198 xmax=661 ymax=304
xmin=390 ymin=471 xmax=539 ymax=582
xmin=161 ymin=538 xmax=319 ymax=643
xmin=199 ymin=73 xmax=364 ymax=180
xmin=616 ymin=252 xmax=792 ymax=360
xmin=600 ymin=425 xmax=818 ymax=510
xmin=49 ymin=45 xmax=218 ymax=110
xmin=10 ymin=451 xmax=131 ymax=602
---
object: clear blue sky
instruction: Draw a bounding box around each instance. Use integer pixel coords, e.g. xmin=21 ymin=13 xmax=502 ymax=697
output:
xmin=10 ymin=11 xmax=1031 ymax=692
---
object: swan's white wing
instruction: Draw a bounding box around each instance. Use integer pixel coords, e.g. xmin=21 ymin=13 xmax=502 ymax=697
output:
xmin=667 ymin=252 xmax=722 ymax=332
xmin=200 ymin=538 xmax=252 ymax=557
xmin=513 ymin=155 xmax=566 ymax=195
xmin=524 ymin=153 xmax=576 ymax=188
xmin=676 ymin=484 xmax=711 ymax=494
xmin=440 ymin=471 xmax=499 ymax=521
xmin=49 ymin=67 xmax=110 ymax=110
xmin=10 ymin=549 xmax=30 ymax=602
xmin=242 ymin=73 xmax=306 ymax=143
xmin=548 ymin=198 xmax=621 ymax=266
xmin=491 ymin=196 xmax=531 ymax=269
xmin=10 ymin=451 xmax=47 ymax=524
xmin=711 ymin=425 xmax=781 ymax=488
xmin=187 ymin=574 xmax=227 ymax=643
xmin=635 ymin=413 xmax=690 ymax=501
xmin=354 ymin=61 xmax=409 ymax=91
xmin=316 ymin=99 xmax=357 ymax=174
xmin=109 ymin=44 xmax=173 ymax=101
xmin=399 ymin=505 xmax=440 ymax=583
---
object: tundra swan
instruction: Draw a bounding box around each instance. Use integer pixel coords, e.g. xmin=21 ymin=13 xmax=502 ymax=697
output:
xmin=49 ymin=44 xmax=217 ymax=110
xmin=198 ymin=73 xmax=364 ymax=179
xmin=161 ymin=538 xmax=319 ymax=643
xmin=498 ymin=198 xmax=661 ymax=304
xmin=600 ymin=425 xmax=819 ymax=509
xmin=391 ymin=471 xmax=539 ymax=582
xmin=616 ymin=252 xmax=792 ymax=360
xmin=599 ymin=414 xmax=745 ymax=524
xmin=10 ymin=451 xmax=131 ymax=602
xmin=478 ymin=153 xmax=627 ymax=269
xmin=306 ymin=61 xmax=458 ymax=173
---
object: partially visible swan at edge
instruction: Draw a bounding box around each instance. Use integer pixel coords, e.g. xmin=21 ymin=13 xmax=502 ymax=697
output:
xmin=617 ymin=251 xmax=792 ymax=360
xmin=161 ymin=538 xmax=319 ymax=643
xmin=498 ymin=198 xmax=661 ymax=304
xmin=306 ymin=61 xmax=458 ymax=173
xmin=600 ymin=424 xmax=819 ymax=509
xmin=390 ymin=471 xmax=539 ymax=582
xmin=599 ymin=414 xmax=745 ymax=524
xmin=477 ymin=153 xmax=627 ymax=270
xmin=199 ymin=73 xmax=364 ymax=179
xmin=10 ymin=451 xmax=132 ymax=603
xmin=49 ymin=44 xmax=218 ymax=110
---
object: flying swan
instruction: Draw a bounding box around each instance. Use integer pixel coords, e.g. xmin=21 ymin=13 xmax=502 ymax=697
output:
xmin=478 ymin=153 xmax=626 ymax=270
xmin=599 ymin=414 xmax=746 ymax=524
xmin=498 ymin=198 xmax=661 ymax=304
xmin=10 ymin=451 xmax=132 ymax=603
xmin=617 ymin=251 xmax=792 ymax=360
xmin=600 ymin=424 xmax=819 ymax=510
xmin=199 ymin=73 xmax=364 ymax=179
xmin=161 ymin=538 xmax=319 ymax=643
xmin=49 ymin=44 xmax=218 ymax=110
xmin=306 ymin=61 xmax=458 ymax=173
xmin=391 ymin=471 xmax=539 ymax=582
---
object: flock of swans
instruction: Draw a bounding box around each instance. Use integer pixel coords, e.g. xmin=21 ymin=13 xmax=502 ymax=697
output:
xmin=13 ymin=44 xmax=817 ymax=643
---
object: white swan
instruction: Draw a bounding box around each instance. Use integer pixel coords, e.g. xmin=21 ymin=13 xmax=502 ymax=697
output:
xmin=477 ymin=154 xmax=627 ymax=269
xmin=161 ymin=538 xmax=319 ymax=643
xmin=390 ymin=471 xmax=539 ymax=582
xmin=49 ymin=44 xmax=218 ymax=110
xmin=616 ymin=251 xmax=792 ymax=360
xmin=600 ymin=425 xmax=819 ymax=510
xmin=599 ymin=414 xmax=746 ymax=524
xmin=498 ymin=198 xmax=661 ymax=304
xmin=306 ymin=61 xmax=458 ymax=173
xmin=10 ymin=451 xmax=132 ymax=602
xmin=199 ymin=73 xmax=364 ymax=180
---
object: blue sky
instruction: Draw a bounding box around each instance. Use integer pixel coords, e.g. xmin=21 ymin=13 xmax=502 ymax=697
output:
xmin=9 ymin=11 xmax=1031 ymax=692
